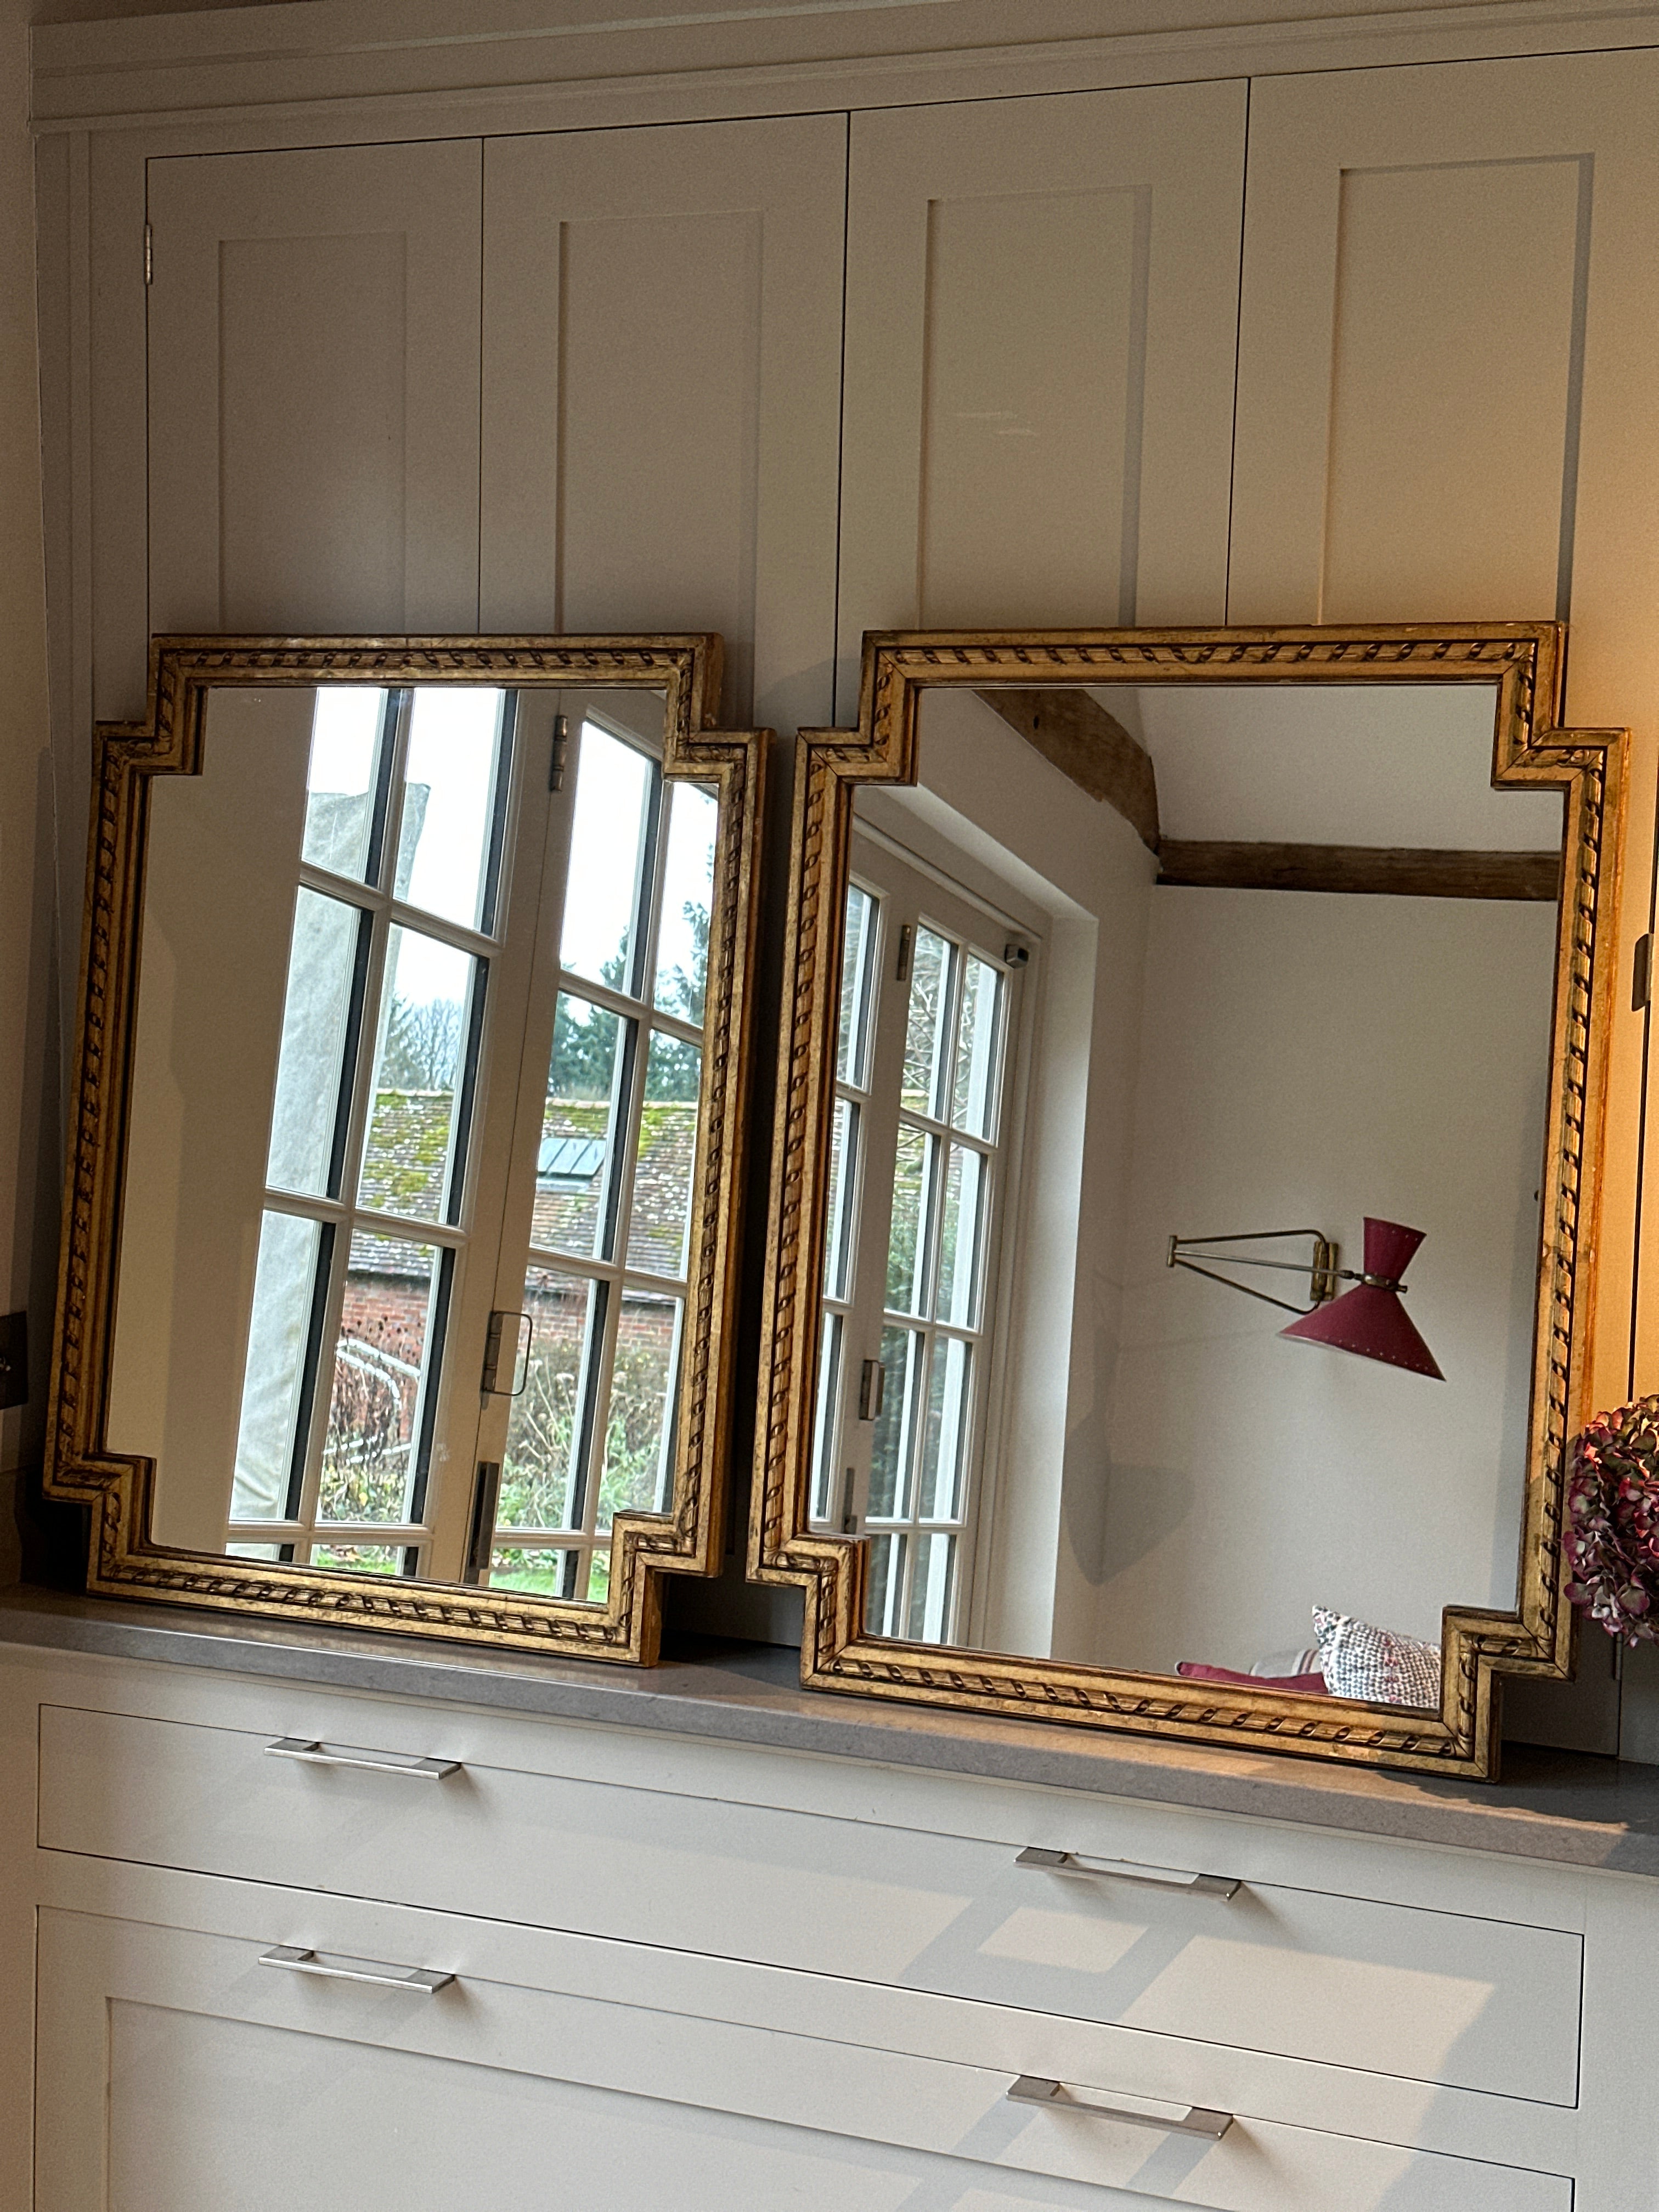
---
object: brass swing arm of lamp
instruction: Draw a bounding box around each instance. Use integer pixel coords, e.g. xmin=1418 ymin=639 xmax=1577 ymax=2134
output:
xmin=1165 ymin=1230 xmax=1341 ymax=1316
xmin=1166 ymin=1219 xmax=1444 ymax=1379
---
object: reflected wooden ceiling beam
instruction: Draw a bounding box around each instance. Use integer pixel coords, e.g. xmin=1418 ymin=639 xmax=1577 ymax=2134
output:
xmin=975 ymin=687 xmax=1160 ymax=853
xmin=1156 ymin=842 xmax=1561 ymax=901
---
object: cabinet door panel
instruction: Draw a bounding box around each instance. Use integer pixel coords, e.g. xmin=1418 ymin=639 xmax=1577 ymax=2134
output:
xmin=36 ymin=1902 xmax=1571 ymax=2212
xmin=1229 ymin=51 xmax=1659 ymax=1419
xmin=147 ymin=142 xmax=483 ymax=636
xmin=481 ymin=116 xmax=845 ymax=732
xmin=837 ymin=83 xmax=1245 ymax=713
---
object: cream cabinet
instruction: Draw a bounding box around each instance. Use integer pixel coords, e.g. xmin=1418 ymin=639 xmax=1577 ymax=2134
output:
xmin=10 ymin=1639 xmax=1659 ymax=2211
xmin=146 ymin=141 xmax=487 ymax=640
xmin=1228 ymin=48 xmax=1659 ymax=1417
xmin=834 ymin=81 xmax=1247 ymax=711
xmin=144 ymin=115 xmax=849 ymax=733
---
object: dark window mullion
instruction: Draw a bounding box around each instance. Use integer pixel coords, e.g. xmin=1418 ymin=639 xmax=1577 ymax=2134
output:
xmin=564 ymin=1277 xmax=613 ymax=1547
xmin=281 ymin=1221 xmax=337 ymax=1523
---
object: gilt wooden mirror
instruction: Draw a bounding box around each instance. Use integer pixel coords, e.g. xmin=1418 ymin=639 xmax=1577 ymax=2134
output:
xmin=753 ymin=624 xmax=1624 ymax=1776
xmin=46 ymin=635 xmax=764 ymax=1661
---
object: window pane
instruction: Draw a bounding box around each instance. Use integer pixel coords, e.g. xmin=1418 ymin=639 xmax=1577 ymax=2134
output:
xmin=885 ymin=1125 xmax=934 ymax=1317
xmin=230 ymin=1211 xmax=324 ymax=1522
xmin=868 ymin=1324 xmax=921 ymax=1520
xmin=627 ymin=1037 xmax=701 ymax=1278
xmin=302 ymin=687 xmax=385 ymax=882
xmin=902 ymin=927 xmax=953 ymax=1118
xmin=599 ymin=1291 xmax=681 ymax=1527
xmin=952 ymin=954 xmax=1005 ymax=1139
xmin=906 ymin=1532 xmax=956 ymax=1644
xmin=864 ymin=1531 xmax=906 ymax=1639
xmin=499 ymin=1268 xmax=595 ymax=1533
xmin=810 ymin=1312 xmax=843 ymax=1524
xmin=653 ymin=781 xmax=718 ymax=1021
xmin=267 ymin=888 xmax=361 ymax=1199
xmin=308 ymin=1544 xmax=411 ymax=1576
xmin=317 ymin=1231 xmax=440 ymax=1525
xmin=917 ymin=1336 xmax=972 ymax=1523
xmin=837 ymin=884 xmax=878 ymax=1087
xmin=488 ymin=1546 xmax=577 ymax=1596
xmin=823 ymin=1097 xmax=859 ymax=1300
xmin=533 ymin=995 xmax=629 ymax=1259
xmin=359 ymin=929 xmax=474 ymax=1222
xmin=560 ymin=722 xmax=654 ymax=993
xmin=935 ymin=1144 xmax=987 ymax=1330
xmin=394 ymin=687 xmax=507 ymax=930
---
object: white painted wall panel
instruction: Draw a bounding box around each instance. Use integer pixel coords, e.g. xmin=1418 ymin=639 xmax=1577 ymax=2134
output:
xmin=481 ymin=116 xmax=845 ymax=731
xmin=1230 ymin=52 xmax=1659 ymax=1423
xmin=837 ymin=82 xmax=1246 ymax=714
xmin=146 ymin=141 xmax=483 ymax=636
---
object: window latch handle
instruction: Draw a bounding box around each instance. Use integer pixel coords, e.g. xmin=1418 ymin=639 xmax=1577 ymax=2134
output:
xmin=859 ymin=1359 xmax=885 ymax=1421
xmin=482 ymin=1310 xmax=532 ymax=1396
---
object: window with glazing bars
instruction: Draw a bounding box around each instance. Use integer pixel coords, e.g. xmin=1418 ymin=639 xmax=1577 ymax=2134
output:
xmin=484 ymin=713 xmax=719 ymax=1606
xmin=810 ymin=832 xmax=1025 ymax=1645
xmin=227 ymin=685 xmax=512 ymax=1575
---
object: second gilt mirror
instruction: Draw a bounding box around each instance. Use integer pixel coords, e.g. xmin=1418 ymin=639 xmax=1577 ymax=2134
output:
xmin=47 ymin=635 xmax=763 ymax=1661
xmin=753 ymin=624 xmax=1624 ymax=1776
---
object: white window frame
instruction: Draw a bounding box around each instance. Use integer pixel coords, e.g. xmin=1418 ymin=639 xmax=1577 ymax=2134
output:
xmin=810 ymin=822 xmax=1039 ymax=1646
xmin=473 ymin=695 xmax=713 ymax=1606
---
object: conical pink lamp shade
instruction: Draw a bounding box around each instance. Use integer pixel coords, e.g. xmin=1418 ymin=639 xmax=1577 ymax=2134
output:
xmin=1279 ymin=1218 xmax=1443 ymax=1379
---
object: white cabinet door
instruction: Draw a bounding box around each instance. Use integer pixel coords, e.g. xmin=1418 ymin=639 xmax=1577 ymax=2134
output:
xmin=146 ymin=142 xmax=484 ymax=637
xmin=481 ymin=115 xmax=845 ymax=733
xmin=33 ymin=1895 xmax=1573 ymax=2212
xmin=835 ymin=82 xmax=1246 ymax=713
xmin=1228 ymin=50 xmax=1659 ymax=1414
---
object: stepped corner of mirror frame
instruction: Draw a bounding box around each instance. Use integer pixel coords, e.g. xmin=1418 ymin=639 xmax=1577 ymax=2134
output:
xmin=751 ymin=619 xmax=1630 ymax=1778
xmin=42 ymin=633 xmax=768 ymax=1664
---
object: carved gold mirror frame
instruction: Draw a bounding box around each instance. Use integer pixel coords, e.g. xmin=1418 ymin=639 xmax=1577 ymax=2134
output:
xmin=751 ymin=623 xmax=1624 ymax=1776
xmin=46 ymin=635 xmax=764 ymax=1663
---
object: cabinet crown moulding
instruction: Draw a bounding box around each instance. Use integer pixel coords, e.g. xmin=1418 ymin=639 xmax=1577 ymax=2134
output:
xmin=30 ymin=0 xmax=1659 ymax=131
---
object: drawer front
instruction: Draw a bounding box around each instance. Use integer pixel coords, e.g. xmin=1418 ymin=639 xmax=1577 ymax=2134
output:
xmin=40 ymin=1702 xmax=1582 ymax=2104
xmin=37 ymin=1898 xmax=1573 ymax=2212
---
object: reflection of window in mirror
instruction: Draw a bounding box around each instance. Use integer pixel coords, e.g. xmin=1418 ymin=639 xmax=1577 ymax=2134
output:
xmin=118 ymin=682 xmax=716 ymax=1600
xmin=488 ymin=717 xmax=718 ymax=1605
xmin=823 ymin=678 xmax=1564 ymax=1677
xmin=809 ymin=828 xmax=1032 ymax=1646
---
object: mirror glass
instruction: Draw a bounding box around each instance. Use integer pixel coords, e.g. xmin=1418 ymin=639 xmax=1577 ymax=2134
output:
xmin=110 ymin=679 xmax=720 ymax=1602
xmin=811 ymin=680 xmax=1563 ymax=1695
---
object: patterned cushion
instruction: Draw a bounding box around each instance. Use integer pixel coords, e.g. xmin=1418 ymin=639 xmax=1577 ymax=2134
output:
xmin=1313 ymin=1607 xmax=1442 ymax=1707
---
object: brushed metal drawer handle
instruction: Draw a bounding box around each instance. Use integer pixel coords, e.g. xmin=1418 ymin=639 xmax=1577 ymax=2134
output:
xmin=1015 ymin=1846 xmax=1240 ymax=1899
xmin=265 ymin=1736 xmax=460 ymax=1780
xmin=259 ymin=1945 xmax=454 ymax=1994
xmin=1007 ymin=2075 xmax=1233 ymax=2139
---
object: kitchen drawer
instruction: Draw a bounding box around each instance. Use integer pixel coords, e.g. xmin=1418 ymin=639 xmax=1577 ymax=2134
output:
xmin=40 ymin=1702 xmax=1583 ymax=2104
xmin=36 ymin=1886 xmax=1573 ymax=2211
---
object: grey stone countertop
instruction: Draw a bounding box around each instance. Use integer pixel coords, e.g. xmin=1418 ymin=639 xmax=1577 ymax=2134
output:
xmin=5 ymin=1581 xmax=1659 ymax=1875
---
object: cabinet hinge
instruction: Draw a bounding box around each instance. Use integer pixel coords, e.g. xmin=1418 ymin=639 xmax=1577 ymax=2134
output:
xmin=1635 ymin=932 xmax=1653 ymax=1013
xmin=550 ymin=713 xmax=569 ymax=792
xmin=143 ymin=221 xmax=153 ymax=285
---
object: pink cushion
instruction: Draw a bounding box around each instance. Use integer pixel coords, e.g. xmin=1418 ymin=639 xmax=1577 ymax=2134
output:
xmin=1176 ymin=1662 xmax=1329 ymax=1694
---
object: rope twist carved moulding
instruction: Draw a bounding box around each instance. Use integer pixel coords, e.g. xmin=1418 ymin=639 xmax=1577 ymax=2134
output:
xmin=753 ymin=623 xmax=1624 ymax=1779
xmin=46 ymin=635 xmax=766 ymax=1663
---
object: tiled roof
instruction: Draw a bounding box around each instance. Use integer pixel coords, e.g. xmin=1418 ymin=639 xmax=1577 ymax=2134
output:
xmin=352 ymin=1090 xmax=697 ymax=1281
